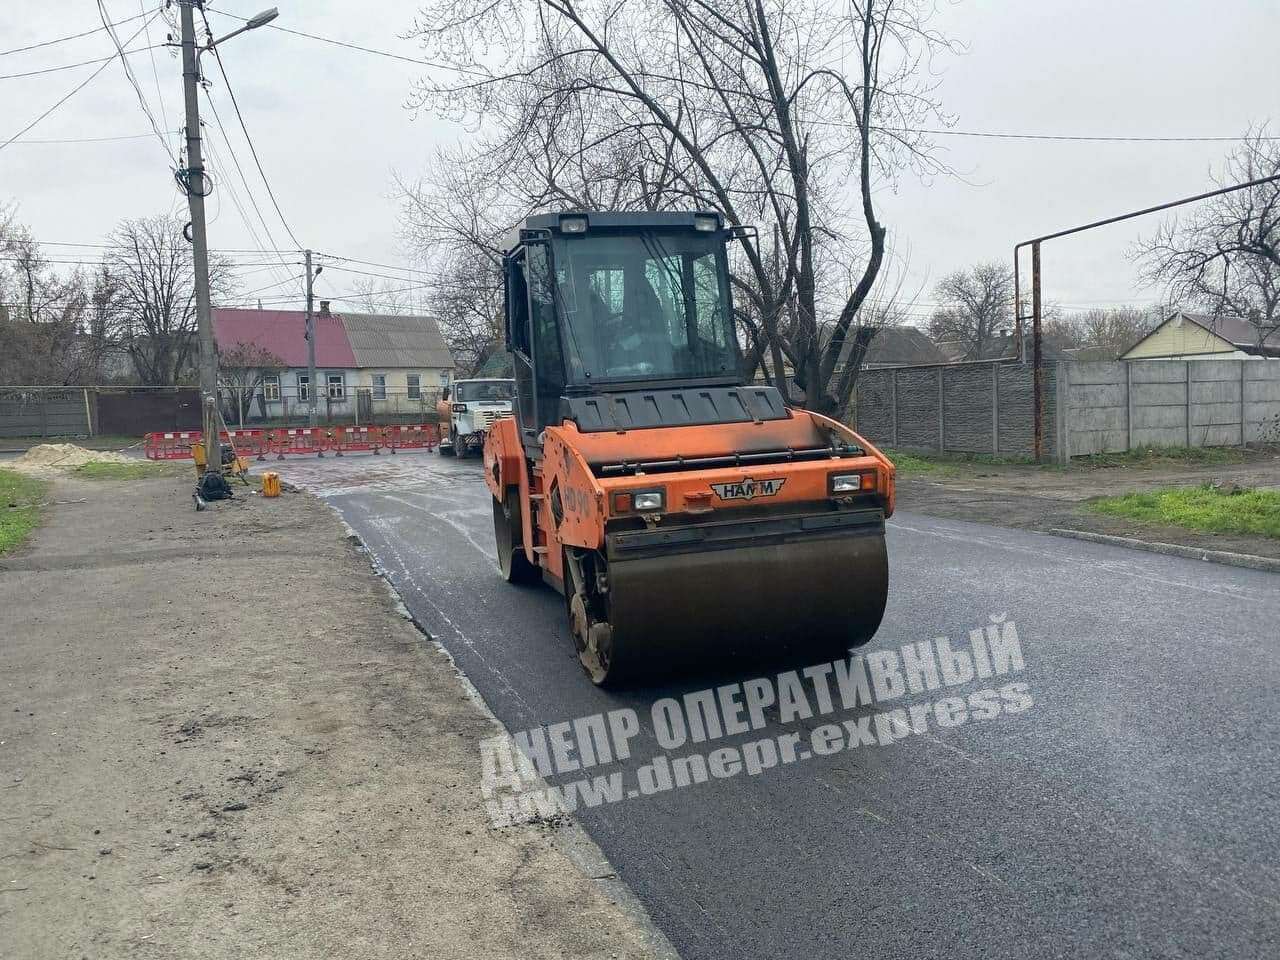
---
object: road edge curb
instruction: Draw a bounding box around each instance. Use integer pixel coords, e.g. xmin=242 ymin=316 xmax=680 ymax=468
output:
xmin=1049 ymin=527 xmax=1280 ymax=574
xmin=334 ymin=515 xmax=682 ymax=960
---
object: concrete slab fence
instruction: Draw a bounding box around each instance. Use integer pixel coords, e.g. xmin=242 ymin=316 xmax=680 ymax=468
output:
xmin=855 ymin=361 xmax=1059 ymax=459
xmin=855 ymin=358 xmax=1280 ymax=462
xmin=1063 ymin=358 xmax=1280 ymax=456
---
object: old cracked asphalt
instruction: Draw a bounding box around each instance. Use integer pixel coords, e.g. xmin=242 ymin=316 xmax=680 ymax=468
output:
xmin=277 ymin=449 xmax=1280 ymax=960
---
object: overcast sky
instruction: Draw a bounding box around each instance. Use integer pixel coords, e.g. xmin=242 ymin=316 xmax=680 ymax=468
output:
xmin=1 ymin=0 xmax=1277 ymax=321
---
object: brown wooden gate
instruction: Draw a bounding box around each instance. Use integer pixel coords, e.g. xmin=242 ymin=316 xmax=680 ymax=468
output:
xmin=94 ymin=388 xmax=202 ymax=435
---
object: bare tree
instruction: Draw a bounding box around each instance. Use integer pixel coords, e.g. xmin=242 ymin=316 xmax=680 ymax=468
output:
xmin=927 ymin=262 xmax=1014 ymax=359
xmin=344 ymin=277 xmax=416 ymax=316
xmin=103 ymin=216 xmax=235 ymax=386
xmin=1075 ymin=305 xmax=1162 ymax=358
xmin=1135 ymin=126 xmax=1280 ymax=348
xmin=403 ymin=0 xmax=955 ymax=415
xmin=397 ymin=158 xmax=518 ymax=377
xmin=0 ymin=207 xmax=101 ymax=384
xmin=218 ymin=341 xmax=287 ymax=426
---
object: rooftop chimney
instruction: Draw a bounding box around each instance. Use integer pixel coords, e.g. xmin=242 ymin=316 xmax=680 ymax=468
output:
xmin=319 ymin=300 xmax=330 ymax=318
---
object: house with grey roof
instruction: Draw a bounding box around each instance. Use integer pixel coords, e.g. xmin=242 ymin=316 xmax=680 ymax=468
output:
xmin=1120 ymin=310 xmax=1280 ymax=361
xmin=213 ymin=303 xmax=453 ymax=422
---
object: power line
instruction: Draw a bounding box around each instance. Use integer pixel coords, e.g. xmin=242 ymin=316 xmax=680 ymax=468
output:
xmin=0 ymin=130 xmax=179 ymax=144
xmin=198 ymin=7 xmax=303 ymax=250
xmin=199 ymin=92 xmax=297 ymax=284
xmin=137 ymin=0 xmax=172 ymax=156
xmin=0 ymin=11 xmax=161 ymax=154
xmin=0 ymin=44 xmax=168 ymax=81
xmin=316 ymin=252 xmax=426 ymax=276
xmin=200 ymin=96 xmax=280 ymax=247
xmin=0 ymin=255 xmax=292 ymax=268
xmin=34 ymin=238 xmax=299 ymax=256
xmin=897 ymin=127 xmax=1280 ymax=144
xmin=97 ymin=1 xmax=175 ymax=165
xmin=318 ymin=262 xmax=428 ymax=284
xmin=204 ymin=9 xmax=1280 ymax=146
xmin=0 ymin=6 xmax=154 ymax=57
xmin=239 ymin=273 xmax=305 ymax=298
xmin=207 ymin=8 xmax=456 ymax=72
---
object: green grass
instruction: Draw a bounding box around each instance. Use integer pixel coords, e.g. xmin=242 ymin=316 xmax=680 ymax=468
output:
xmin=882 ymin=450 xmax=960 ymax=477
xmin=1076 ymin=445 xmax=1250 ymax=469
xmin=0 ymin=468 xmax=50 ymax=555
xmin=0 ymin=434 xmax=140 ymax=452
xmin=72 ymin=460 xmax=174 ymax=481
xmin=1089 ymin=485 xmax=1280 ymax=539
xmin=881 ymin=448 xmax=1042 ymax=477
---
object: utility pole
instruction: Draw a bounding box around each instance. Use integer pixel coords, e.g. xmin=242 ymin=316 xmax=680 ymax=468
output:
xmin=177 ymin=2 xmax=278 ymax=478
xmin=178 ymin=0 xmax=219 ymax=477
xmin=304 ymin=249 xmax=319 ymax=426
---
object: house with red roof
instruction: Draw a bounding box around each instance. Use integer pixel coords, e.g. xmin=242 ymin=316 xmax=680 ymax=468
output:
xmin=213 ymin=302 xmax=453 ymax=421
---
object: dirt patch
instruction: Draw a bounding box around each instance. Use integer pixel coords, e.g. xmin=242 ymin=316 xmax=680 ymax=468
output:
xmin=896 ymin=452 xmax=1280 ymax=560
xmin=0 ymin=475 xmax=666 ymax=958
xmin=8 ymin=443 xmax=143 ymax=478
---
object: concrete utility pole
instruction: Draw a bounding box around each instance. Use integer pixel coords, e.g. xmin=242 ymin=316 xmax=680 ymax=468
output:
xmin=304 ymin=249 xmax=319 ymax=426
xmin=178 ymin=2 xmax=279 ymax=478
xmin=178 ymin=0 xmax=219 ymax=476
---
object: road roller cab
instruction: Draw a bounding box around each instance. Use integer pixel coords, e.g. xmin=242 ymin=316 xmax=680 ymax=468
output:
xmin=483 ymin=210 xmax=895 ymax=685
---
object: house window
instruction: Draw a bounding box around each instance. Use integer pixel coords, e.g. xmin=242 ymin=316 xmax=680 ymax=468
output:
xmin=262 ymin=375 xmax=280 ymax=401
xmin=407 ymin=374 xmax=421 ymax=400
xmin=372 ymin=374 xmax=386 ymax=400
xmin=327 ymin=374 xmax=345 ymax=400
xmin=297 ymin=375 xmax=310 ymax=402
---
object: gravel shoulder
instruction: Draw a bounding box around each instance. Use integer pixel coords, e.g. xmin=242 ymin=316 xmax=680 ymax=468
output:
xmin=0 ymin=474 xmax=664 ymax=959
xmin=896 ymin=452 xmax=1280 ymax=560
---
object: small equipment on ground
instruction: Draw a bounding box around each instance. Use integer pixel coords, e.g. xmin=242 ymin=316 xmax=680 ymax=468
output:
xmin=483 ymin=211 xmax=896 ymax=686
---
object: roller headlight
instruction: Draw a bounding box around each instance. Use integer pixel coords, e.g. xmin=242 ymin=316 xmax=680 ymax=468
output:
xmin=632 ymin=490 xmax=665 ymax=512
xmin=830 ymin=472 xmax=875 ymax=494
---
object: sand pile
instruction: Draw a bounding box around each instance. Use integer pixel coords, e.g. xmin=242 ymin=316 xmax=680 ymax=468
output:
xmin=9 ymin=443 xmax=144 ymax=477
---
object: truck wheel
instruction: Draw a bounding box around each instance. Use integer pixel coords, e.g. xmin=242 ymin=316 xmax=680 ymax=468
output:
xmin=439 ymin=428 xmax=457 ymax=456
xmin=493 ymin=493 xmax=539 ymax=584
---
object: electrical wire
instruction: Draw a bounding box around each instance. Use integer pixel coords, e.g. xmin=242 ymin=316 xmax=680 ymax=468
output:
xmin=238 ymin=273 xmax=305 ymax=298
xmin=206 ymin=8 xmax=457 ymax=73
xmin=198 ymin=6 xmax=303 ymax=250
xmin=316 ymin=253 xmax=428 ymax=276
xmin=0 ymin=44 xmax=168 ymax=80
xmin=0 ymin=255 xmax=293 ymax=268
xmin=0 ymin=10 xmax=162 ymax=153
xmin=138 ymin=0 xmax=173 ymax=156
xmin=0 ymin=130 xmax=180 ymax=144
xmin=0 ymin=7 xmax=154 ymax=57
xmin=205 ymin=9 xmax=1279 ymax=145
xmin=97 ymin=0 xmax=174 ymax=164
xmin=200 ymin=97 xmax=300 ymax=289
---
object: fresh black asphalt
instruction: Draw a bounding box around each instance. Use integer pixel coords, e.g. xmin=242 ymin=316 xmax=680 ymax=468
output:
xmin=279 ymin=451 xmax=1280 ymax=960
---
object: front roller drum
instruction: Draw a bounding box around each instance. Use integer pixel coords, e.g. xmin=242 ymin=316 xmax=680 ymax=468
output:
xmin=575 ymin=527 xmax=889 ymax=685
xmin=492 ymin=492 xmax=539 ymax=584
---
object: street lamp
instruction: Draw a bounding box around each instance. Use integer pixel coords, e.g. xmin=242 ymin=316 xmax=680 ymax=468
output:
xmin=205 ymin=8 xmax=279 ymax=50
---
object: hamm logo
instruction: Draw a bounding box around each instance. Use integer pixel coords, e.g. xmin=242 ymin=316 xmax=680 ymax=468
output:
xmin=710 ymin=477 xmax=787 ymax=501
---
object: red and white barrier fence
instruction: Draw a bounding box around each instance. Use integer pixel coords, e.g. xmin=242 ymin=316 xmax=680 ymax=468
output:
xmin=144 ymin=423 xmax=441 ymax=461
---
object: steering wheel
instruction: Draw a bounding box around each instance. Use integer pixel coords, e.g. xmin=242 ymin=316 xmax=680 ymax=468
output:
xmin=604 ymin=311 xmax=671 ymax=374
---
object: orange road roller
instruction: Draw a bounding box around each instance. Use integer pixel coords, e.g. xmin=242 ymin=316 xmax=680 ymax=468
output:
xmin=483 ymin=211 xmax=895 ymax=685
